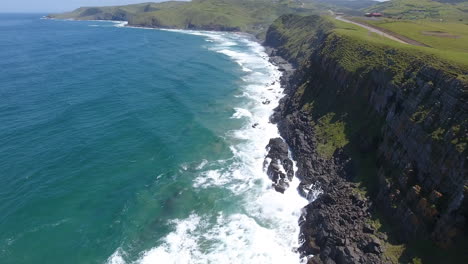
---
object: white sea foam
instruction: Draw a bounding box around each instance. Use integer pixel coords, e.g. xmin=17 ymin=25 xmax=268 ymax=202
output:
xmin=107 ymin=249 xmax=126 ymax=264
xmin=107 ymin=29 xmax=309 ymax=264
xmin=231 ymin=107 xmax=253 ymax=119
xmin=195 ymin=159 xmax=208 ymax=170
xmin=114 ymin=21 xmax=128 ymax=28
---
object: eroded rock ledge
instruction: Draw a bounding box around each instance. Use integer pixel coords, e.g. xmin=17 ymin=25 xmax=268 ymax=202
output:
xmin=263 ymin=13 xmax=467 ymax=264
xmin=276 ymin=111 xmax=389 ymax=264
xmin=264 ymin=50 xmax=388 ymax=264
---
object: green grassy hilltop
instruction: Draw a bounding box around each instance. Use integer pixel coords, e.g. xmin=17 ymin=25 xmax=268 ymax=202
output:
xmin=49 ymin=0 xmax=319 ymax=38
xmin=48 ymin=0 xmax=381 ymax=38
xmin=49 ymin=0 xmax=468 ymax=45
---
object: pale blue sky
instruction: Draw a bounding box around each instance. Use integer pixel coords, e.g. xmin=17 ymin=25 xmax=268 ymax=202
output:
xmin=1 ymin=0 xmax=165 ymax=13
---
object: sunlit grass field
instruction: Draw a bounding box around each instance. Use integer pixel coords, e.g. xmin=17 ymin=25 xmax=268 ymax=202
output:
xmin=328 ymin=17 xmax=468 ymax=70
xmin=362 ymin=19 xmax=468 ymax=52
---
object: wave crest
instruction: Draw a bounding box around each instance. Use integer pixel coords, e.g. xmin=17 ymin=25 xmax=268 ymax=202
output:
xmin=107 ymin=29 xmax=308 ymax=264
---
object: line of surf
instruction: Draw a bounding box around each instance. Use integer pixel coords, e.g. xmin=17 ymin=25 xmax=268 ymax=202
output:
xmin=104 ymin=26 xmax=311 ymax=264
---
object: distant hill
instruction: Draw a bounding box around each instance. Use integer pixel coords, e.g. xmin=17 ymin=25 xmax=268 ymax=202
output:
xmin=49 ymin=0 xmax=319 ymax=38
xmin=49 ymin=0 xmax=382 ymax=37
xmin=365 ymin=0 xmax=468 ymax=21
xmin=307 ymin=0 xmax=378 ymax=10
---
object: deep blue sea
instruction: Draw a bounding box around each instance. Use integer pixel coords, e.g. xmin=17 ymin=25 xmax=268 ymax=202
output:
xmin=0 ymin=14 xmax=307 ymax=264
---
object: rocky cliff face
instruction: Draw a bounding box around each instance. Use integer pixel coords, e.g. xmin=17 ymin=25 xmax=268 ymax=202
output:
xmin=265 ymin=14 xmax=467 ymax=263
xmin=372 ymin=65 xmax=467 ymax=247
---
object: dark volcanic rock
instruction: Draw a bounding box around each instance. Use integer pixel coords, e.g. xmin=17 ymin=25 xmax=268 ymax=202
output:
xmin=294 ymin=152 xmax=388 ymax=264
xmin=264 ymin=138 xmax=294 ymax=193
xmin=264 ymin=12 xmax=468 ymax=262
xmin=264 ymin=45 xmax=388 ymax=263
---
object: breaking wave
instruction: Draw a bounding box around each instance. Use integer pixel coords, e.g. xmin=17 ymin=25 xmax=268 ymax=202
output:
xmin=107 ymin=29 xmax=312 ymax=264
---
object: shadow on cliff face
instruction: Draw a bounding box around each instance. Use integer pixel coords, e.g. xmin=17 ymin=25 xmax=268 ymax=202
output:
xmin=293 ymin=60 xmax=468 ymax=263
xmin=265 ymin=12 xmax=467 ymax=263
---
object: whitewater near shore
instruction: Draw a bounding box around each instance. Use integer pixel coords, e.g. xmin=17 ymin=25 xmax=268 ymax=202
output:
xmin=102 ymin=24 xmax=311 ymax=264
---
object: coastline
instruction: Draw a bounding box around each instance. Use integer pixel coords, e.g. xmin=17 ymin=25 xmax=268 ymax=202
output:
xmin=129 ymin=22 xmax=315 ymax=262
xmin=121 ymin=19 xmax=334 ymax=263
xmin=263 ymin=44 xmax=390 ymax=263
xmin=44 ymin=16 xmax=265 ymax=44
xmin=101 ymin=20 xmax=312 ymax=263
xmin=45 ymin=15 xmax=388 ymax=263
xmin=41 ymin=14 xmax=468 ymax=263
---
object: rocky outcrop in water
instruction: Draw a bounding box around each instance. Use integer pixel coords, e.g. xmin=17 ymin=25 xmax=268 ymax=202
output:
xmin=264 ymin=138 xmax=294 ymax=193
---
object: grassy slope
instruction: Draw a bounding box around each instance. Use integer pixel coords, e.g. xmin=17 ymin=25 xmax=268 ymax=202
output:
xmin=269 ymin=13 xmax=467 ymax=166
xmin=261 ymin=9 xmax=449 ymax=67
xmin=356 ymin=19 xmax=468 ymax=52
xmin=270 ymin=13 xmax=467 ymax=263
xmin=131 ymin=0 xmax=312 ymax=32
xmin=265 ymin=14 xmax=334 ymax=64
xmin=50 ymin=1 xmax=186 ymax=19
xmin=350 ymin=0 xmax=468 ymax=60
xmin=48 ymin=0 xmax=382 ymax=38
xmin=325 ymin=28 xmax=468 ymax=262
xmin=49 ymin=0 xmax=317 ymax=38
xmin=332 ymin=19 xmax=467 ymax=264
xmin=364 ymin=0 xmax=468 ymax=21
xmin=328 ymin=16 xmax=468 ymax=71
xmin=324 ymin=16 xmax=468 ymax=153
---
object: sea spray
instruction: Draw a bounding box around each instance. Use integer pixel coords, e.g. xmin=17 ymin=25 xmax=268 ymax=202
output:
xmin=106 ymin=30 xmax=310 ymax=263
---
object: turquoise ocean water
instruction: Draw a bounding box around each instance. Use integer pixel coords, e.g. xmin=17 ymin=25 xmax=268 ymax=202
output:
xmin=0 ymin=14 xmax=307 ymax=264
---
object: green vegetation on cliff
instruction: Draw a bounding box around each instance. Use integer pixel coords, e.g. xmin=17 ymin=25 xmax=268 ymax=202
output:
xmin=48 ymin=0 xmax=384 ymax=38
xmin=267 ymin=12 xmax=468 ymax=70
xmin=49 ymin=0 xmax=318 ymax=38
xmin=313 ymin=113 xmax=349 ymax=159
xmin=128 ymin=0 xmax=318 ymax=36
xmin=49 ymin=2 xmax=186 ymax=21
xmin=268 ymin=13 xmax=467 ymax=264
xmin=264 ymin=14 xmax=334 ymax=64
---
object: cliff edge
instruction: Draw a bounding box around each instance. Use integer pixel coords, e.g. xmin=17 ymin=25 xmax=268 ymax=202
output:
xmin=265 ymin=14 xmax=468 ymax=264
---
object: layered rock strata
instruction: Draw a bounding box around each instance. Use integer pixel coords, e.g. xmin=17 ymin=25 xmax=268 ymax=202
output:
xmin=263 ymin=14 xmax=467 ymax=264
